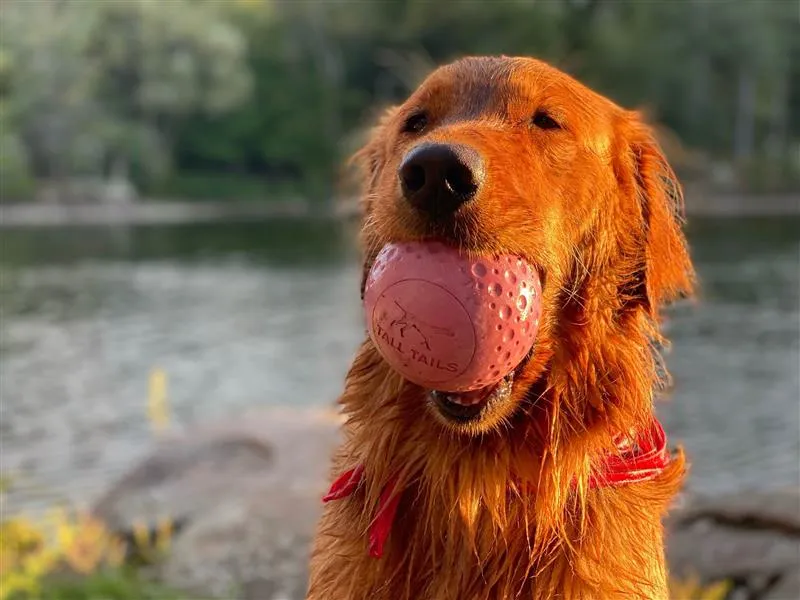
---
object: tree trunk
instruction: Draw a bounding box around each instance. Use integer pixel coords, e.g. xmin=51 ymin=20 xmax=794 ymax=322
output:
xmin=765 ymin=70 xmax=789 ymax=164
xmin=734 ymin=67 xmax=756 ymax=163
xmin=303 ymin=1 xmax=344 ymax=203
xmin=686 ymin=0 xmax=711 ymax=147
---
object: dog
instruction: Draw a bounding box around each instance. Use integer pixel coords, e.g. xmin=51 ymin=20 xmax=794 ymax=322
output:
xmin=307 ymin=56 xmax=695 ymax=600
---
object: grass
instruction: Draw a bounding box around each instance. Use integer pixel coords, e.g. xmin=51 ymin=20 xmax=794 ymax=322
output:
xmin=18 ymin=570 xmax=183 ymax=600
xmin=0 ymin=507 xmax=183 ymax=600
xmin=669 ymin=573 xmax=732 ymax=600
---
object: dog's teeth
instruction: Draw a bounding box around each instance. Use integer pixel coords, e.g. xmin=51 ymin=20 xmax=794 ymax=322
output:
xmin=447 ymin=392 xmax=486 ymax=406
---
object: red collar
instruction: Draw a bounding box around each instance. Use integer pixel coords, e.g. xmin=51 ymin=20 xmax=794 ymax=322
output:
xmin=322 ymin=419 xmax=670 ymax=558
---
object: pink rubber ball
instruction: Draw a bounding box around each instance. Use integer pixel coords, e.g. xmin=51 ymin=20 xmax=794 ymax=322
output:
xmin=363 ymin=241 xmax=542 ymax=392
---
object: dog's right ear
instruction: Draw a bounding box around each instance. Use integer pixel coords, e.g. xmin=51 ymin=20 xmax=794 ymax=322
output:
xmin=348 ymin=105 xmax=399 ymax=218
xmin=614 ymin=111 xmax=695 ymax=318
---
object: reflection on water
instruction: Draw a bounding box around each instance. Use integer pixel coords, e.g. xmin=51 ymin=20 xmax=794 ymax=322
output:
xmin=660 ymin=218 xmax=800 ymax=493
xmin=0 ymin=217 xmax=798 ymax=513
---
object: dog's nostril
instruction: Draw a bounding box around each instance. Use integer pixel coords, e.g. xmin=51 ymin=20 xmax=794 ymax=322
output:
xmin=401 ymin=164 xmax=426 ymax=194
xmin=398 ymin=142 xmax=484 ymax=216
xmin=444 ymin=164 xmax=477 ymax=198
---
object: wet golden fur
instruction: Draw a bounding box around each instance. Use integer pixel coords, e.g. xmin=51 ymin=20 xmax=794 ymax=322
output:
xmin=307 ymin=56 xmax=696 ymax=600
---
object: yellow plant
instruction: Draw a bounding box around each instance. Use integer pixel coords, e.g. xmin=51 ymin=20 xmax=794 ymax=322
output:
xmin=129 ymin=517 xmax=174 ymax=564
xmin=57 ymin=510 xmax=125 ymax=575
xmin=155 ymin=517 xmax=173 ymax=554
xmin=669 ymin=573 xmax=731 ymax=600
xmin=0 ymin=516 xmax=45 ymax=559
xmin=234 ymin=0 xmax=268 ymax=8
xmin=0 ymin=369 xmax=179 ymax=599
xmin=0 ymin=507 xmax=174 ymax=600
xmin=1 ymin=513 xmax=58 ymax=600
xmin=146 ymin=367 xmax=171 ymax=434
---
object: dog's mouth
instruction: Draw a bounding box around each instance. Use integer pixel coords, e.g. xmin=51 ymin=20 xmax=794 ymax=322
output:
xmin=361 ymin=238 xmax=543 ymax=429
xmin=428 ymin=348 xmax=534 ymax=425
xmin=429 ymin=372 xmax=515 ymax=423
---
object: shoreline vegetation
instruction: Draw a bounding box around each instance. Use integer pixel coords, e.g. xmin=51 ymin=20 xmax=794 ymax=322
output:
xmin=1 ymin=189 xmax=798 ymax=229
xmin=3 ymin=0 xmax=799 ymax=233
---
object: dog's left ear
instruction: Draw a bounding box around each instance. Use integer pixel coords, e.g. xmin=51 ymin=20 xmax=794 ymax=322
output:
xmin=616 ymin=113 xmax=696 ymax=316
xmin=349 ymin=105 xmax=399 ymax=300
xmin=349 ymin=105 xmax=400 ymax=218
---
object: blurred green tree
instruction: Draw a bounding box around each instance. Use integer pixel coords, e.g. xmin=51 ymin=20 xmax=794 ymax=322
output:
xmin=1 ymin=0 xmax=251 ymax=196
xmin=2 ymin=0 xmax=797 ymax=202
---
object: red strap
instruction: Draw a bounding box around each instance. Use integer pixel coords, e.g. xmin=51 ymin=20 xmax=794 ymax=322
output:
xmin=322 ymin=465 xmax=365 ymax=502
xmin=322 ymin=467 xmax=399 ymax=558
xmin=589 ymin=420 xmax=670 ymax=488
xmin=323 ymin=420 xmax=670 ymax=558
xmin=368 ymin=475 xmax=401 ymax=558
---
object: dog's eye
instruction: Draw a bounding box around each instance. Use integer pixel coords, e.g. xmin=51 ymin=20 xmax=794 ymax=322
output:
xmin=403 ymin=112 xmax=428 ymax=134
xmin=531 ymin=111 xmax=561 ymax=130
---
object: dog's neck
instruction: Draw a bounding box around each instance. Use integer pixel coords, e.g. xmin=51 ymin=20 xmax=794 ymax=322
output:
xmin=324 ymin=416 xmax=669 ymax=558
xmin=313 ymin=328 xmax=683 ymax=599
xmin=332 ymin=325 xmax=671 ymax=532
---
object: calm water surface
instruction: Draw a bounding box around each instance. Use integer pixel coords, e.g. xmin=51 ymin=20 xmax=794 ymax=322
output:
xmin=1 ymin=217 xmax=798 ymax=514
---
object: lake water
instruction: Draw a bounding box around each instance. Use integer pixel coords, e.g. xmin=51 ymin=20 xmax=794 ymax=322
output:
xmin=1 ymin=217 xmax=798 ymax=515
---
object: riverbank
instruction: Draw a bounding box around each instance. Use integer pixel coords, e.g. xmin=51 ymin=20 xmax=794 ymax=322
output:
xmin=681 ymin=188 xmax=800 ymax=217
xmin=1 ymin=189 xmax=798 ymax=228
xmin=84 ymin=407 xmax=799 ymax=600
xmin=11 ymin=403 xmax=794 ymax=600
xmin=0 ymin=199 xmax=347 ymax=228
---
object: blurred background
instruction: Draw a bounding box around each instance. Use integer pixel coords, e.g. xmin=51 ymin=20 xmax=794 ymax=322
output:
xmin=1 ymin=1 xmax=798 ymax=599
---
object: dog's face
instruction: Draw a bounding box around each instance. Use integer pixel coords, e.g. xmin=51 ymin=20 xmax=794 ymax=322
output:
xmin=355 ymin=56 xmax=693 ymax=435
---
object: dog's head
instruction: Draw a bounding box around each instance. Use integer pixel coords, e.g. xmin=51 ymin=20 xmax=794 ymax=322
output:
xmin=352 ymin=56 xmax=695 ymax=436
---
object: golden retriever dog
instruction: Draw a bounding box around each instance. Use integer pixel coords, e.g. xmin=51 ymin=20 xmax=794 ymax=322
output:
xmin=307 ymin=56 xmax=695 ymax=600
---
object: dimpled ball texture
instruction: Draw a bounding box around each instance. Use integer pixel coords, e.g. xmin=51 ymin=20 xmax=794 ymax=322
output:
xmin=363 ymin=241 xmax=542 ymax=393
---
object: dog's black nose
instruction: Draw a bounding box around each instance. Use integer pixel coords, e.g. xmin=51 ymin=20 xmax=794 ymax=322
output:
xmin=398 ymin=143 xmax=484 ymax=216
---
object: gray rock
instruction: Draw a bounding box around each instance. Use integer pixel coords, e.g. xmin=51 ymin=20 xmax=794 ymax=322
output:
xmin=671 ymin=489 xmax=800 ymax=534
xmin=160 ymin=487 xmax=319 ymax=599
xmin=667 ymin=487 xmax=800 ymax=599
xmin=92 ymin=408 xmax=341 ymax=599
xmin=94 ymin=408 xmax=340 ymax=528
xmin=93 ymin=435 xmax=274 ymax=533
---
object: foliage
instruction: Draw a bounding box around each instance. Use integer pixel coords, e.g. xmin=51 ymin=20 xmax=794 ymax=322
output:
xmin=0 ymin=508 xmax=179 ymax=600
xmin=1 ymin=0 xmax=798 ymax=198
xmin=0 ymin=131 xmax=35 ymax=202
xmin=0 ymin=366 xmax=183 ymax=600
xmin=0 ymin=0 xmax=250 ymax=192
xmin=149 ymin=172 xmax=299 ymax=202
xmin=20 ymin=570 xmax=183 ymax=600
xmin=669 ymin=573 xmax=732 ymax=600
